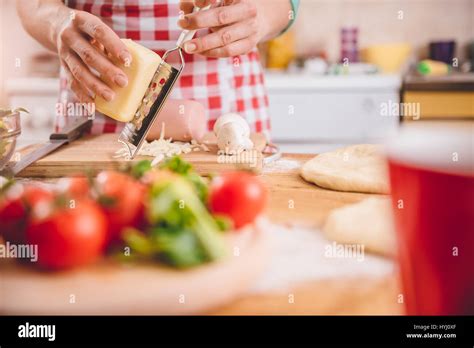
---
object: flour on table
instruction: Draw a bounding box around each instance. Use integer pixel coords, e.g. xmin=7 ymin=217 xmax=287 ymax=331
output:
xmin=251 ymin=222 xmax=394 ymax=293
xmin=263 ymin=158 xmax=301 ymax=173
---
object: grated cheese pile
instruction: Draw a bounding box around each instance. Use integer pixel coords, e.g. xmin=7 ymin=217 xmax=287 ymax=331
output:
xmin=114 ymin=123 xmax=209 ymax=166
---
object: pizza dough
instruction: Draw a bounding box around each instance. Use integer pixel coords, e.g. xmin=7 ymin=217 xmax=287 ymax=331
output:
xmin=323 ymin=197 xmax=396 ymax=257
xmin=301 ymin=144 xmax=389 ymax=194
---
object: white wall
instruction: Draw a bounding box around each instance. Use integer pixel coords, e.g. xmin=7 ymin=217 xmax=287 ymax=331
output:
xmin=294 ymin=0 xmax=474 ymax=62
xmin=0 ymin=0 xmax=48 ymax=106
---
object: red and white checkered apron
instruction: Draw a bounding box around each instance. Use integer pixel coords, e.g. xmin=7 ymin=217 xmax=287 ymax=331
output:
xmin=58 ymin=0 xmax=271 ymax=136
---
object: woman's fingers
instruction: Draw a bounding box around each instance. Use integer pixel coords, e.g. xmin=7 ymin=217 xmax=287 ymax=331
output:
xmin=200 ymin=36 xmax=256 ymax=58
xmin=180 ymin=0 xmax=224 ymax=21
xmin=179 ymin=0 xmax=195 ymax=15
xmin=180 ymin=0 xmax=224 ymax=14
xmin=63 ymin=65 xmax=94 ymax=104
xmin=184 ymin=19 xmax=257 ymax=54
xmin=90 ymin=39 xmax=105 ymax=53
xmin=179 ymin=0 xmax=213 ymax=15
xmin=74 ymin=11 xmax=132 ymax=66
xmin=179 ymin=1 xmax=256 ymax=30
xmin=194 ymin=0 xmax=213 ymax=8
xmin=70 ymin=78 xmax=94 ymax=104
xmin=177 ymin=0 xmax=263 ymax=58
xmin=55 ymin=10 xmax=133 ymax=104
xmin=66 ymin=31 xmax=128 ymax=88
xmin=62 ymin=49 xmax=115 ymax=102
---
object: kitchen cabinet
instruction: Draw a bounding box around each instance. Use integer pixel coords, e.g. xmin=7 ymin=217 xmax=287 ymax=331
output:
xmin=402 ymin=73 xmax=474 ymax=120
xmin=265 ymin=73 xmax=402 ymax=150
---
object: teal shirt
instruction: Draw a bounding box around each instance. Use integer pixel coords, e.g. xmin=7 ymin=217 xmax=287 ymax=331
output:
xmin=281 ymin=0 xmax=300 ymax=34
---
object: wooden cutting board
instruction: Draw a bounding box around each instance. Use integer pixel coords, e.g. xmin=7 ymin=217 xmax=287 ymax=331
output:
xmin=15 ymin=133 xmax=268 ymax=178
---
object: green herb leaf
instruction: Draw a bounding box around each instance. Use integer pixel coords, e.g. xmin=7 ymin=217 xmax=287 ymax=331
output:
xmin=148 ymin=177 xmax=227 ymax=262
xmin=122 ymin=228 xmax=155 ymax=257
xmin=0 ymin=178 xmax=15 ymax=195
xmin=160 ymin=156 xmax=193 ymax=175
xmin=159 ymin=156 xmax=209 ymax=203
xmin=151 ymin=226 xmax=207 ymax=268
xmin=130 ymin=160 xmax=152 ymax=179
xmin=213 ymin=214 xmax=234 ymax=232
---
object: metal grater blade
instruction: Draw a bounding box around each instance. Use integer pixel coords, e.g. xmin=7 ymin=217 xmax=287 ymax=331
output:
xmin=119 ymin=62 xmax=180 ymax=159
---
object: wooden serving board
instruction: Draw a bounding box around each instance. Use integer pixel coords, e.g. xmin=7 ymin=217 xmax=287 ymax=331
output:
xmin=15 ymin=133 xmax=268 ymax=178
xmin=0 ymin=224 xmax=270 ymax=315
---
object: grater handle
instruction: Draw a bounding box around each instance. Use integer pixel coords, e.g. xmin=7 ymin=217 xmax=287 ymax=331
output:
xmin=176 ymin=4 xmax=212 ymax=48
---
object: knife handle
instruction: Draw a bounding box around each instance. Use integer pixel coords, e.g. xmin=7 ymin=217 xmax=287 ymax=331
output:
xmin=50 ymin=117 xmax=92 ymax=141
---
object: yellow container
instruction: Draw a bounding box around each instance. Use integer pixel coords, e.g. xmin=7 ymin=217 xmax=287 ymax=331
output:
xmin=360 ymin=43 xmax=411 ymax=73
xmin=266 ymin=31 xmax=295 ymax=70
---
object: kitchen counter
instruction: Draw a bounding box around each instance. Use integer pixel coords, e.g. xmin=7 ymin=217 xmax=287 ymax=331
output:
xmin=265 ymin=72 xmax=402 ymax=92
xmin=265 ymin=73 xmax=402 ymax=145
xmin=403 ymin=72 xmax=474 ymax=91
xmin=402 ymin=73 xmax=474 ymax=120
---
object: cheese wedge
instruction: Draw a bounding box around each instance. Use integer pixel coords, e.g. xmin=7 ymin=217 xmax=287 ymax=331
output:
xmin=95 ymin=39 xmax=162 ymax=122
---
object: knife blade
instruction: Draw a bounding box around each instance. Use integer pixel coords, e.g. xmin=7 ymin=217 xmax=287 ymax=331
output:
xmin=0 ymin=116 xmax=92 ymax=178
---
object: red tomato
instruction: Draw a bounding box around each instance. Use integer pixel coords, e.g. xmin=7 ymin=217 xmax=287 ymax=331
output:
xmin=96 ymin=171 xmax=146 ymax=245
xmin=57 ymin=176 xmax=91 ymax=198
xmin=0 ymin=185 xmax=54 ymax=244
xmin=209 ymin=171 xmax=267 ymax=229
xmin=26 ymin=200 xmax=107 ymax=270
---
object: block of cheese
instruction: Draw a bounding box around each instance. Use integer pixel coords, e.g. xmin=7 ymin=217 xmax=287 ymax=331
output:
xmin=95 ymin=39 xmax=162 ymax=122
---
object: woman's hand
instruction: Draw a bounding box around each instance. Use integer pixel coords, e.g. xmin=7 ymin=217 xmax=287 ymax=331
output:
xmin=178 ymin=0 xmax=291 ymax=58
xmin=17 ymin=1 xmax=131 ymax=104
xmin=54 ymin=10 xmax=132 ymax=103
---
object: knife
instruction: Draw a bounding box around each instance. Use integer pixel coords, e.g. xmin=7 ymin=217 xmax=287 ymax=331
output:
xmin=0 ymin=116 xmax=92 ymax=178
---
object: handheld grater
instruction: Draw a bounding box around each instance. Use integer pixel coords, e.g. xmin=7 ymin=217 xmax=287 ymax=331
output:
xmin=118 ymin=5 xmax=213 ymax=159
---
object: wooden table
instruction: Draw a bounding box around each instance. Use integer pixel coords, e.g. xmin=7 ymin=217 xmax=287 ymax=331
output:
xmin=10 ymin=145 xmax=402 ymax=315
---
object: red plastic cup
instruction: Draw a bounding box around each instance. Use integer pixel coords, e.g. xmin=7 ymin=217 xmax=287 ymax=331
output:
xmin=386 ymin=123 xmax=474 ymax=315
